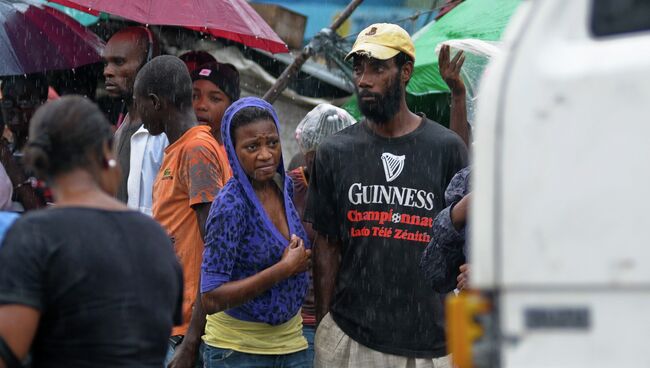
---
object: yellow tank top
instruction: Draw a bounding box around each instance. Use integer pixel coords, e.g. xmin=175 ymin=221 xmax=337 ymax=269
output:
xmin=202 ymin=312 xmax=307 ymax=355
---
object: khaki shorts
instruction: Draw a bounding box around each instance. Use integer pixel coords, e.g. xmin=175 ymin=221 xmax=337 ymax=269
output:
xmin=314 ymin=313 xmax=452 ymax=368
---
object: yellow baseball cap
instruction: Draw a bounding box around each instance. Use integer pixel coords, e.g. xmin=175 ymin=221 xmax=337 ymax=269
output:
xmin=345 ymin=23 xmax=415 ymax=62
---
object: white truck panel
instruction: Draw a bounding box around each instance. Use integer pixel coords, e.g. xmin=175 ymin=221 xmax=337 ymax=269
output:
xmin=500 ymin=292 xmax=650 ymax=367
xmin=470 ymin=0 xmax=650 ymax=365
xmin=471 ymin=1 xmax=534 ymax=289
xmin=472 ymin=0 xmax=650 ymax=287
xmin=498 ymin=0 xmax=650 ymax=286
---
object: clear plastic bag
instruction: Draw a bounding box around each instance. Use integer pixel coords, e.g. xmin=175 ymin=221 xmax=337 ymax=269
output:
xmin=435 ymin=39 xmax=502 ymax=126
xmin=295 ymin=104 xmax=357 ymax=154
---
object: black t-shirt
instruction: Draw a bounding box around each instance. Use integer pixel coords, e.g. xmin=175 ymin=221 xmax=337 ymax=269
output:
xmin=305 ymin=117 xmax=468 ymax=358
xmin=0 ymin=207 xmax=183 ymax=368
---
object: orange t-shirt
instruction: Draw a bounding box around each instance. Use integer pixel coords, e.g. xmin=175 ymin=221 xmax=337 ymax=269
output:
xmin=152 ymin=125 xmax=229 ymax=336
xmin=216 ymin=142 xmax=232 ymax=181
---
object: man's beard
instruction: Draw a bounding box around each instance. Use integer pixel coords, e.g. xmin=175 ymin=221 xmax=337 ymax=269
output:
xmin=356 ymin=76 xmax=402 ymax=125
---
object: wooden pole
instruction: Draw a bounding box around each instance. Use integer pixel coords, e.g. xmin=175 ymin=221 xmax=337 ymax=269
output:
xmin=263 ymin=0 xmax=364 ymax=103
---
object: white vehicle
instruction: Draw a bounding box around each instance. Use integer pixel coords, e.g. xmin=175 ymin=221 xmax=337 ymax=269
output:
xmin=451 ymin=0 xmax=650 ymax=366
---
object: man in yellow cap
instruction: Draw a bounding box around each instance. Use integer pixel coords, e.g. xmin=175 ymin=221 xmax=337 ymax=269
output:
xmin=305 ymin=23 xmax=468 ymax=367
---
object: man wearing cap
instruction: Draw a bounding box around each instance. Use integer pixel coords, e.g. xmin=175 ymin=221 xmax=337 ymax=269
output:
xmin=305 ymin=23 xmax=468 ymax=367
xmin=190 ymin=61 xmax=240 ymax=180
xmin=190 ymin=62 xmax=240 ymax=144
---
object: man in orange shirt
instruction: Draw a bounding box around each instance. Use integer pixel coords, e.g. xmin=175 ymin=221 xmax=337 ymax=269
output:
xmin=134 ymin=55 xmax=229 ymax=368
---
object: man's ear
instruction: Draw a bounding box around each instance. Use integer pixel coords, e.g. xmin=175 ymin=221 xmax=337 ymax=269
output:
xmin=149 ymin=93 xmax=161 ymax=111
xmin=401 ymin=60 xmax=414 ymax=84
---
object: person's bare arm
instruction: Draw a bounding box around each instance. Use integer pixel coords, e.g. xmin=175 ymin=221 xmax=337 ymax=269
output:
xmin=167 ymin=203 xmax=211 ymax=368
xmin=313 ymin=233 xmax=341 ymax=325
xmin=194 ymin=202 xmax=211 ymax=239
xmin=202 ymin=236 xmax=311 ymax=314
xmin=439 ymin=44 xmax=470 ymax=147
xmin=0 ymin=305 xmax=40 ymax=368
xmin=450 ymin=193 xmax=471 ymax=231
xmin=450 ymin=90 xmax=469 ymax=147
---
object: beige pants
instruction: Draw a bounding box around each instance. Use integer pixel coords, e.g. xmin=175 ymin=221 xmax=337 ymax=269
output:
xmin=314 ymin=313 xmax=452 ymax=368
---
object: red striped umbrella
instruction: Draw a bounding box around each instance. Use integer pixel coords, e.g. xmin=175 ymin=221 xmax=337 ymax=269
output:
xmin=48 ymin=0 xmax=289 ymax=53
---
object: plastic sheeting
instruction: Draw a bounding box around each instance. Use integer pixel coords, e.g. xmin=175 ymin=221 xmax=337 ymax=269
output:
xmin=435 ymin=39 xmax=501 ymax=125
xmin=295 ymin=104 xmax=356 ymax=154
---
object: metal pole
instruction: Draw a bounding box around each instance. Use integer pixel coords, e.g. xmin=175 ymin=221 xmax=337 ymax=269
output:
xmin=263 ymin=0 xmax=364 ymax=103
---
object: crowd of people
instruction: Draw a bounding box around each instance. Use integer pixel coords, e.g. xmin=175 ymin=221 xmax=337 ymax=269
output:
xmin=0 ymin=22 xmax=473 ymax=368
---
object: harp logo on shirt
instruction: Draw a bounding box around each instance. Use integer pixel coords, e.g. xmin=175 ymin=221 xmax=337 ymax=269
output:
xmin=162 ymin=168 xmax=173 ymax=180
xmin=381 ymin=153 xmax=405 ymax=182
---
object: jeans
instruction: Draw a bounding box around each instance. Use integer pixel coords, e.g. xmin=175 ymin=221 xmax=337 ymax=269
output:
xmin=302 ymin=325 xmax=315 ymax=366
xmin=202 ymin=343 xmax=312 ymax=368
xmin=164 ymin=336 xmax=203 ymax=368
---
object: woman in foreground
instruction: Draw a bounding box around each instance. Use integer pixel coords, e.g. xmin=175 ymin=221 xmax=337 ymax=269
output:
xmin=0 ymin=96 xmax=183 ymax=368
xmin=201 ymin=97 xmax=312 ymax=368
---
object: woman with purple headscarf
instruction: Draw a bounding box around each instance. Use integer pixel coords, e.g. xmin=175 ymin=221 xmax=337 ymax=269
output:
xmin=200 ymin=97 xmax=312 ymax=367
